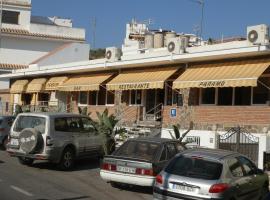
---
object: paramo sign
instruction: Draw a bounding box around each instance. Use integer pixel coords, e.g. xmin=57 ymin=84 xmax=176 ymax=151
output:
xmin=198 ymin=81 xmax=226 ymax=87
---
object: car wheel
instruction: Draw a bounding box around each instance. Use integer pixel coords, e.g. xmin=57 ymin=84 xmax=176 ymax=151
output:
xmin=2 ymin=137 xmax=8 ymax=150
xmin=58 ymin=148 xmax=75 ymax=171
xmin=18 ymin=157 xmax=34 ymax=166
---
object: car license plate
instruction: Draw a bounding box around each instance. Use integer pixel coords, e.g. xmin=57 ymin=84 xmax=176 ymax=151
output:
xmin=10 ymin=139 xmax=19 ymax=146
xmin=117 ymin=166 xmax=136 ymax=174
xmin=173 ymin=184 xmax=196 ymax=193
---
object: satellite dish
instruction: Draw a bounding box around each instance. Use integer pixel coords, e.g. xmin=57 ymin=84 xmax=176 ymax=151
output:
xmin=248 ymin=30 xmax=258 ymax=43
xmin=168 ymin=41 xmax=175 ymax=52
xmin=106 ymin=50 xmax=112 ymax=59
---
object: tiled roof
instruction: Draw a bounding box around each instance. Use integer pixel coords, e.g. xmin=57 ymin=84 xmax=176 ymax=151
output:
xmin=0 ymin=63 xmax=28 ymax=70
xmin=1 ymin=28 xmax=85 ymax=42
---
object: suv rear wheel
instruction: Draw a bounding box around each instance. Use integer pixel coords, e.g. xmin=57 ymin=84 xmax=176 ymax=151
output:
xmin=58 ymin=147 xmax=75 ymax=171
xmin=2 ymin=136 xmax=8 ymax=150
xmin=18 ymin=157 xmax=34 ymax=166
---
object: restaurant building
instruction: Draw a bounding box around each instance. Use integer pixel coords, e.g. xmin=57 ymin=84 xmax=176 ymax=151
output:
xmin=2 ymin=21 xmax=270 ymax=168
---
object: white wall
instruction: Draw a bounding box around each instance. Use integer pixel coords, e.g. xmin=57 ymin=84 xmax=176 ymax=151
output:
xmin=0 ymin=37 xmax=65 ymax=65
xmin=36 ymin=43 xmax=90 ymax=67
xmin=0 ymin=78 xmax=10 ymax=90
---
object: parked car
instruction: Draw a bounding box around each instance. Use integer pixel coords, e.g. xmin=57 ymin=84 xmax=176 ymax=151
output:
xmin=153 ymin=148 xmax=269 ymax=200
xmin=7 ymin=113 xmax=107 ymax=170
xmin=0 ymin=116 xmax=15 ymax=150
xmin=100 ymin=137 xmax=185 ymax=187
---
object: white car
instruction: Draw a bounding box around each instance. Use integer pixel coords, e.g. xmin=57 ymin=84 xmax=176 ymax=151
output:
xmin=100 ymin=137 xmax=184 ymax=187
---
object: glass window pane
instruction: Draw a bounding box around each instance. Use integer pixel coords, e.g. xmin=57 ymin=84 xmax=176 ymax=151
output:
xmin=166 ymin=82 xmax=173 ymax=106
xmin=228 ymin=158 xmax=244 ymax=177
xmin=107 ymin=91 xmax=115 ymax=105
xmin=130 ymin=90 xmax=136 ymax=105
xmin=89 ymin=91 xmax=97 ymax=105
xmin=253 ymin=78 xmax=269 ymax=104
xmin=79 ymin=92 xmax=88 ymax=105
xmin=98 ymin=87 xmax=106 ymax=105
xmin=3 ymin=10 xmax=19 ymax=24
xmin=201 ymin=88 xmax=215 ymax=104
xmin=136 ymin=90 xmax=142 ymax=104
xmin=218 ymin=88 xmax=233 ymax=105
xmin=234 ymin=87 xmax=251 ymax=105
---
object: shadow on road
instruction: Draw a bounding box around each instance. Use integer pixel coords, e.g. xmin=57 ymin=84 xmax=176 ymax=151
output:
xmin=113 ymin=184 xmax=153 ymax=195
xmin=36 ymin=195 xmax=91 ymax=200
xmin=31 ymin=157 xmax=101 ymax=172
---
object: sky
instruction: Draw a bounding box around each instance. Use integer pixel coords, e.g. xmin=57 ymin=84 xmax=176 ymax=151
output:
xmin=32 ymin=0 xmax=270 ymax=49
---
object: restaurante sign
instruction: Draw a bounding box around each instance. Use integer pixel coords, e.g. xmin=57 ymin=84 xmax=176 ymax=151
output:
xmin=118 ymin=83 xmax=150 ymax=90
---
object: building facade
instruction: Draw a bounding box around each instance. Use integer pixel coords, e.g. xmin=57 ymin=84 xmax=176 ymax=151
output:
xmin=2 ymin=20 xmax=270 ymax=168
xmin=0 ymin=0 xmax=89 ymax=112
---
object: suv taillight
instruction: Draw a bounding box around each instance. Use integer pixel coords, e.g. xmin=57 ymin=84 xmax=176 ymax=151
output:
xmin=46 ymin=136 xmax=53 ymax=146
xmin=209 ymin=183 xmax=229 ymax=193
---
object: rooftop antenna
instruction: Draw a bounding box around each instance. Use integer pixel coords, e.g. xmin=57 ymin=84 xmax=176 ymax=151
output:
xmin=91 ymin=17 xmax=96 ymax=49
xmin=187 ymin=0 xmax=205 ymax=45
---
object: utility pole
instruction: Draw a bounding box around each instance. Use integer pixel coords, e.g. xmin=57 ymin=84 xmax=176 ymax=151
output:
xmin=91 ymin=17 xmax=96 ymax=49
xmin=187 ymin=0 xmax=205 ymax=45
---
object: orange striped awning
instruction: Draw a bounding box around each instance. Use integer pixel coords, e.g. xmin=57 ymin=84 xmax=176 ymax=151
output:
xmin=10 ymin=80 xmax=29 ymax=94
xmin=173 ymin=59 xmax=270 ymax=89
xmin=58 ymin=74 xmax=113 ymax=91
xmin=45 ymin=76 xmax=68 ymax=91
xmin=26 ymin=78 xmax=47 ymax=93
xmin=107 ymin=68 xmax=178 ymax=91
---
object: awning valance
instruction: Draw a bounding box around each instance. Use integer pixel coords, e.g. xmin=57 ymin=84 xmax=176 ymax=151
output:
xmin=107 ymin=68 xmax=178 ymax=91
xmin=26 ymin=78 xmax=47 ymax=93
xmin=10 ymin=80 xmax=29 ymax=94
xmin=45 ymin=76 xmax=68 ymax=91
xmin=58 ymin=74 xmax=112 ymax=91
xmin=173 ymin=59 xmax=270 ymax=89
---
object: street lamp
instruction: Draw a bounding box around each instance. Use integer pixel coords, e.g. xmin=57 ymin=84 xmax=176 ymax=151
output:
xmin=187 ymin=0 xmax=205 ymax=45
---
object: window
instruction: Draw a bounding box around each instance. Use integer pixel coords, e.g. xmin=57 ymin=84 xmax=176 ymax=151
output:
xmin=237 ymin=156 xmax=257 ymax=176
xmin=130 ymin=90 xmax=142 ymax=105
xmin=165 ymin=82 xmax=173 ymax=106
xmin=14 ymin=116 xmax=46 ymax=134
xmin=79 ymin=92 xmax=88 ymax=105
xmin=106 ymin=91 xmax=115 ymax=105
xmin=228 ymin=158 xmax=244 ymax=177
xmin=89 ymin=91 xmax=98 ymax=105
xmin=114 ymin=141 xmax=159 ymax=161
xmin=165 ymin=155 xmax=223 ymax=180
xmin=2 ymin=10 xmax=20 ymax=24
xmin=98 ymin=87 xmax=106 ymax=105
xmin=81 ymin=118 xmax=94 ymax=133
xmin=252 ymin=78 xmax=269 ymax=104
xmin=201 ymin=88 xmax=216 ymax=104
xmin=234 ymin=87 xmax=251 ymax=105
xmin=218 ymin=88 xmax=233 ymax=105
xmin=55 ymin=117 xmax=84 ymax=133
xmin=173 ymin=91 xmax=183 ymax=106
xmin=159 ymin=147 xmax=167 ymax=161
xmin=166 ymin=143 xmax=177 ymax=159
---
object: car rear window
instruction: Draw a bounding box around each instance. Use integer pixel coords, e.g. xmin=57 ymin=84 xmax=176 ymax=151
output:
xmin=13 ymin=116 xmax=46 ymax=134
xmin=165 ymin=155 xmax=223 ymax=180
xmin=114 ymin=141 xmax=160 ymax=161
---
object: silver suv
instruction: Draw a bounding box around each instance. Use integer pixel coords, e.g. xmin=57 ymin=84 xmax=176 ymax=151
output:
xmin=7 ymin=113 xmax=105 ymax=170
xmin=154 ymin=148 xmax=269 ymax=200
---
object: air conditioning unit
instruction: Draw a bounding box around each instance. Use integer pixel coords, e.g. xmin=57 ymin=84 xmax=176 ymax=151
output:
xmin=167 ymin=37 xmax=188 ymax=54
xmin=247 ymin=24 xmax=269 ymax=45
xmin=105 ymin=47 xmax=122 ymax=62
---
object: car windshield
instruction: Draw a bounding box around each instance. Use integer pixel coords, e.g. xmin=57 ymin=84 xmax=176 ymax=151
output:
xmin=13 ymin=116 xmax=46 ymax=134
xmin=114 ymin=141 xmax=159 ymax=161
xmin=165 ymin=155 xmax=223 ymax=180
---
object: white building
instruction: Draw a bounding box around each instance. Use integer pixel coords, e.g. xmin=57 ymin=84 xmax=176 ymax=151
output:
xmin=0 ymin=0 xmax=89 ymax=104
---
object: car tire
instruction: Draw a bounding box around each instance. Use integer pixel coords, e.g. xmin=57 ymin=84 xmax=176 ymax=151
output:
xmin=18 ymin=157 xmax=34 ymax=166
xmin=58 ymin=148 xmax=75 ymax=171
xmin=110 ymin=182 xmax=121 ymax=188
xmin=3 ymin=137 xmax=8 ymax=150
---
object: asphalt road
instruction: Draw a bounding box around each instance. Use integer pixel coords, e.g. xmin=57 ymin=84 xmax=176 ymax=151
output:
xmin=0 ymin=150 xmax=152 ymax=200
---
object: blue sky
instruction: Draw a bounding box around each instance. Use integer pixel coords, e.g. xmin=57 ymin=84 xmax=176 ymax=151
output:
xmin=32 ymin=0 xmax=270 ymax=49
